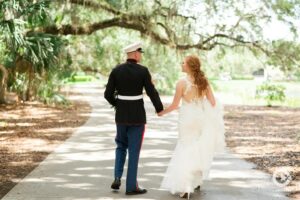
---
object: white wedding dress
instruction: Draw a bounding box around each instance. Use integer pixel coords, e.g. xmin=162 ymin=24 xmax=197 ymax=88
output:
xmin=160 ymin=77 xmax=226 ymax=194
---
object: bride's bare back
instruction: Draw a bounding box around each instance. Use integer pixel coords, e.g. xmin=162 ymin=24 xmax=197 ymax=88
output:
xmin=157 ymin=76 xmax=216 ymax=116
xmin=182 ymin=77 xmax=205 ymax=103
xmin=182 ymin=77 xmax=215 ymax=106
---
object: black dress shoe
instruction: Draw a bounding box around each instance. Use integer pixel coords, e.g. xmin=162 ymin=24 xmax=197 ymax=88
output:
xmin=111 ymin=178 xmax=121 ymax=190
xmin=125 ymin=188 xmax=147 ymax=195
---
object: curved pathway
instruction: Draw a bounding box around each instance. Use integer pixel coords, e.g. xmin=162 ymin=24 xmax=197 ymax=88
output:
xmin=2 ymin=83 xmax=289 ymax=200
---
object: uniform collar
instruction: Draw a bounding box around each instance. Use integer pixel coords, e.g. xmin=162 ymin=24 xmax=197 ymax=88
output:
xmin=126 ymin=58 xmax=137 ymax=63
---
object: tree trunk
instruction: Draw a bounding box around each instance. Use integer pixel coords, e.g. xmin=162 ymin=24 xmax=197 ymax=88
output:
xmin=25 ymin=66 xmax=34 ymax=101
xmin=15 ymin=56 xmax=35 ymax=101
xmin=0 ymin=64 xmax=8 ymax=104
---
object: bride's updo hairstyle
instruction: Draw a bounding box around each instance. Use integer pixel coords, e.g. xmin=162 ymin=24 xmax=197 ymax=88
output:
xmin=185 ymin=55 xmax=208 ymax=96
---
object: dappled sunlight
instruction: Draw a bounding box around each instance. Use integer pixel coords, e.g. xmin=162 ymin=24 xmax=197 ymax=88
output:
xmin=14 ymin=122 xmax=37 ymax=127
xmin=75 ymin=167 xmax=97 ymax=171
xmin=209 ymin=169 xmax=267 ymax=179
xmin=75 ymin=126 xmax=114 ymax=133
xmin=23 ymin=177 xmax=67 ymax=183
xmin=8 ymin=160 xmax=37 ymax=167
xmin=143 ymin=162 xmax=167 ymax=167
xmin=6 ymin=138 xmax=49 ymax=153
xmin=211 ymin=160 xmax=232 ymax=166
xmin=55 ymin=151 xmax=115 ymax=162
xmin=1 ymin=113 xmax=21 ymax=118
xmin=144 ymin=131 xmax=177 ymax=139
xmin=38 ymin=127 xmax=74 ymax=133
xmin=242 ymin=109 xmax=298 ymax=115
xmin=0 ymin=86 xmax=92 ymax=199
xmin=57 ymin=183 xmax=94 ymax=190
xmin=230 ymin=136 xmax=293 ymax=142
xmin=143 ymin=173 xmax=166 ymax=178
xmin=1 ymin=83 xmax=294 ymax=200
xmin=141 ymin=150 xmax=173 ymax=159
xmin=0 ymin=130 xmax=14 ymax=134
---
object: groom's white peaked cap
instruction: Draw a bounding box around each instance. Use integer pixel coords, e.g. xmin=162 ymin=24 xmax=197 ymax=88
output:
xmin=123 ymin=42 xmax=144 ymax=53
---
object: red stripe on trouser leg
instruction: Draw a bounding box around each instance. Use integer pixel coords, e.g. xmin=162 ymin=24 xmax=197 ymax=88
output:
xmin=136 ymin=125 xmax=145 ymax=190
xmin=140 ymin=125 xmax=145 ymax=149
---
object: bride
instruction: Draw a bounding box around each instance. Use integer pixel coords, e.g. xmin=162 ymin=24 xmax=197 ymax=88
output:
xmin=158 ymin=55 xmax=225 ymax=199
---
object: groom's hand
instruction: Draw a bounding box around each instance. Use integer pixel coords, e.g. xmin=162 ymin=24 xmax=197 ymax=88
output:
xmin=157 ymin=111 xmax=164 ymax=116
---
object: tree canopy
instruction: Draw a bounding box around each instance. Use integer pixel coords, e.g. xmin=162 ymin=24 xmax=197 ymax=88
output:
xmin=45 ymin=0 xmax=299 ymax=52
xmin=0 ymin=0 xmax=299 ymax=103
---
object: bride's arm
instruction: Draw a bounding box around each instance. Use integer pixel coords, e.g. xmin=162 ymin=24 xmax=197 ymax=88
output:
xmin=158 ymin=80 xmax=184 ymax=116
xmin=206 ymin=83 xmax=216 ymax=107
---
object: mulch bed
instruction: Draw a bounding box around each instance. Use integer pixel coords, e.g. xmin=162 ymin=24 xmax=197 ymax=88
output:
xmin=0 ymin=91 xmax=91 ymax=199
xmin=224 ymin=105 xmax=300 ymax=200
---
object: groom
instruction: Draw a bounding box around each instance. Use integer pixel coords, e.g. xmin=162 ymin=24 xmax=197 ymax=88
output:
xmin=104 ymin=42 xmax=164 ymax=195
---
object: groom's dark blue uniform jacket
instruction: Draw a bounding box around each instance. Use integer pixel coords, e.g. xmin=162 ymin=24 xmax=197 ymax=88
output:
xmin=104 ymin=59 xmax=164 ymax=124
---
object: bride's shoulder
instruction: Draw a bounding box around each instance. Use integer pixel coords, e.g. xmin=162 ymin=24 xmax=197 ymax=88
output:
xmin=175 ymin=78 xmax=188 ymax=92
xmin=177 ymin=77 xmax=188 ymax=84
xmin=176 ymin=78 xmax=187 ymax=87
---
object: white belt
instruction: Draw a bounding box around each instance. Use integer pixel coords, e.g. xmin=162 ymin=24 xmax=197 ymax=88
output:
xmin=117 ymin=94 xmax=143 ymax=100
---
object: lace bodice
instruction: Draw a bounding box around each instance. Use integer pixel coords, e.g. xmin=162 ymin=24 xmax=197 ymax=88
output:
xmin=182 ymin=76 xmax=206 ymax=104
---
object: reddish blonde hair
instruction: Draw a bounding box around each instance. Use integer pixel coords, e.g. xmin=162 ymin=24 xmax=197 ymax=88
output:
xmin=185 ymin=55 xmax=208 ymax=96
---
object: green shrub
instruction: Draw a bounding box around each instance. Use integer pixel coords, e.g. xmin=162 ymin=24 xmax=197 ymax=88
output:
xmin=255 ymin=82 xmax=286 ymax=106
xmin=71 ymin=75 xmax=93 ymax=82
xmin=232 ymin=75 xmax=254 ymax=80
xmin=67 ymin=72 xmax=95 ymax=83
xmin=9 ymin=74 xmax=28 ymax=100
xmin=209 ymin=80 xmax=218 ymax=91
xmin=37 ymin=78 xmax=70 ymax=106
xmin=295 ymin=69 xmax=300 ymax=81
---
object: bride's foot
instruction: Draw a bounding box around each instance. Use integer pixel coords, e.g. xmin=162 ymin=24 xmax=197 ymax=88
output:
xmin=179 ymin=192 xmax=190 ymax=199
xmin=194 ymin=185 xmax=201 ymax=191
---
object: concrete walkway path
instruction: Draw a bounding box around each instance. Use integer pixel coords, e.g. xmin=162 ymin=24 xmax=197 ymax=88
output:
xmin=2 ymin=83 xmax=289 ymax=200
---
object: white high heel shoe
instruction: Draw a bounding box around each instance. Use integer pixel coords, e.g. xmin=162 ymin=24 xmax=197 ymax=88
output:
xmin=179 ymin=192 xmax=190 ymax=199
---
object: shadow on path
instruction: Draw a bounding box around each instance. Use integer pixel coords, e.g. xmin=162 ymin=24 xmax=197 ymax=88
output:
xmin=2 ymin=83 xmax=289 ymax=200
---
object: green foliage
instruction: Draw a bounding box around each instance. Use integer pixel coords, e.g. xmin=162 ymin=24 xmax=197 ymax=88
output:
xmin=36 ymin=68 xmax=70 ymax=106
xmin=0 ymin=0 xmax=64 ymax=71
xmin=9 ymin=74 xmax=28 ymax=98
xmin=64 ymin=29 xmax=180 ymax=94
xmin=295 ymin=68 xmax=300 ymax=81
xmin=267 ymin=40 xmax=300 ymax=73
xmin=208 ymin=80 xmax=218 ymax=91
xmin=1 ymin=0 xmax=300 ymax=106
xmin=271 ymin=0 xmax=300 ymax=20
xmin=255 ymin=82 xmax=286 ymax=106
xmin=37 ymin=80 xmax=69 ymax=106
xmin=68 ymin=73 xmax=95 ymax=82
xmin=23 ymin=33 xmax=65 ymax=71
xmin=0 ymin=0 xmax=67 ymax=104
xmin=211 ymin=80 xmax=299 ymax=107
xmin=232 ymin=75 xmax=254 ymax=80
xmin=204 ymin=46 xmax=265 ymax=78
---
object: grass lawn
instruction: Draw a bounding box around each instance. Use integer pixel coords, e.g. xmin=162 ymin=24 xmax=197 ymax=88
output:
xmin=212 ymin=80 xmax=300 ymax=107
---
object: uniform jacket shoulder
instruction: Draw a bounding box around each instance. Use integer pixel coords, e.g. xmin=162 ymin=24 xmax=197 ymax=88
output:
xmin=136 ymin=64 xmax=149 ymax=72
xmin=112 ymin=63 xmax=123 ymax=70
xmin=113 ymin=62 xmax=148 ymax=75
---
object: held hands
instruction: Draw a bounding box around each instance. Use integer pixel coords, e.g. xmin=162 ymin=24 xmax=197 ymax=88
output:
xmin=157 ymin=103 xmax=169 ymax=116
xmin=157 ymin=103 xmax=177 ymax=116
xmin=157 ymin=110 xmax=165 ymax=116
